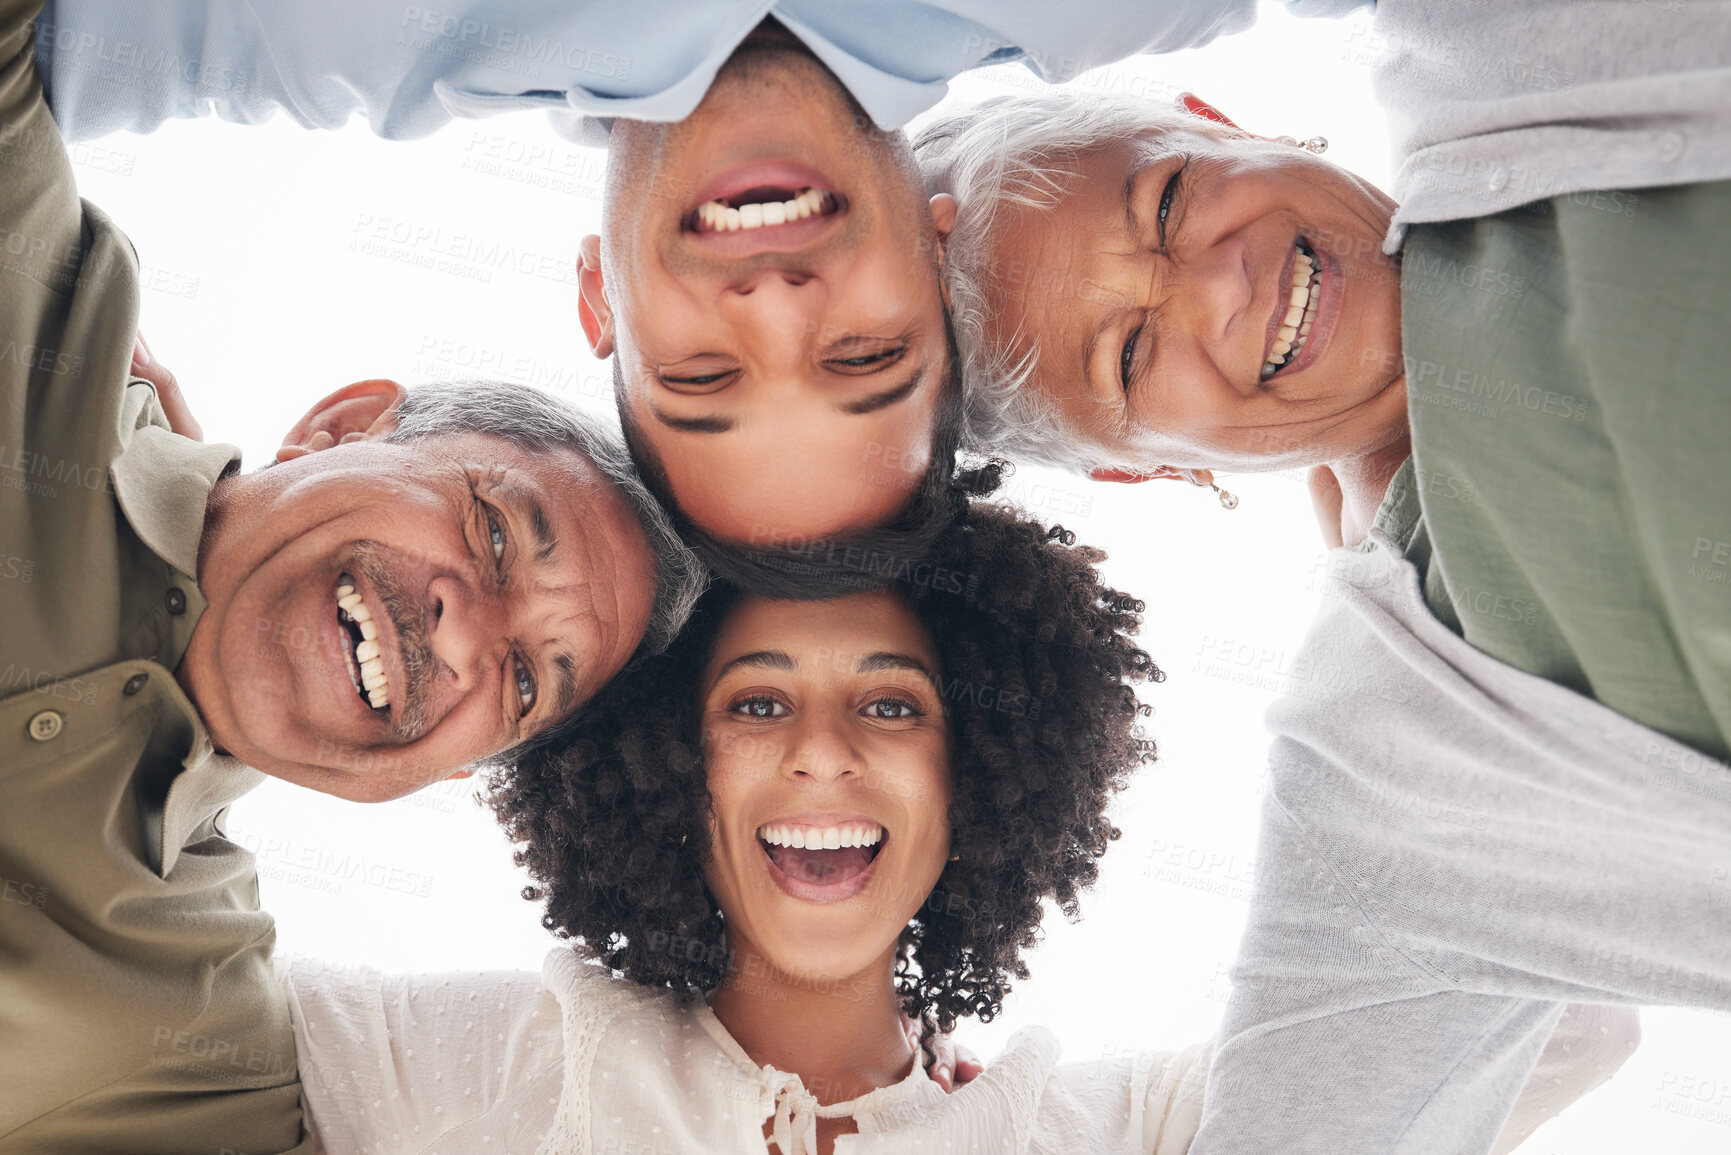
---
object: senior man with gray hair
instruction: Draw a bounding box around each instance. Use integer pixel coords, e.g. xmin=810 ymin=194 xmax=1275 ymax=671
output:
xmin=0 ymin=0 xmax=701 ymax=1147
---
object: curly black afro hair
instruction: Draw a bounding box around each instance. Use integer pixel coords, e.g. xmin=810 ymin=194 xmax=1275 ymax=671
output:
xmin=488 ymin=497 xmax=1161 ymax=1042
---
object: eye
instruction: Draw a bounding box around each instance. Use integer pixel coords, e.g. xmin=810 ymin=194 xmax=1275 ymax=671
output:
xmin=1119 ymin=322 xmax=1144 ymax=393
xmin=661 ymin=371 xmax=733 ymax=387
xmin=828 ymin=344 xmax=907 ymax=372
xmin=730 ymin=695 xmax=789 ymax=719
xmin=1157 ymin=166 xmax=1183 ymax=247
xmin=483 ymin=504 xmax=507 ymax=564
xmin=512 ymin=655 xmax=537 ymax=715
xmin=865 ymin=696 xmax=922 ymax=719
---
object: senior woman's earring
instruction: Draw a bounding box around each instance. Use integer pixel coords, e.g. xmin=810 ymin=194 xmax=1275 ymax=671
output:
xmin=1300 ymin=136 xmax=1329 ymax=155
xmin=1180 ymin=469 xmax=1238 ymax=510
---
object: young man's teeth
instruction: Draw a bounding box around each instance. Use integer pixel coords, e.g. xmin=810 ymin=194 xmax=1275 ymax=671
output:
xmin=757 ymin=823 xmax=884 ymax=850
xmin=1261 ymin=244 xmax=1322 ymax=380
xmin=337 ymin=581 xmax=390 ymax=710
xmin=695 ymin=188 xmax=828 ymax=232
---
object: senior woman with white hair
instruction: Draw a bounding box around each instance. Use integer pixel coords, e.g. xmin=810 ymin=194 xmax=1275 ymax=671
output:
xmin=914 ymin=5 xmax=1731 ymax=1151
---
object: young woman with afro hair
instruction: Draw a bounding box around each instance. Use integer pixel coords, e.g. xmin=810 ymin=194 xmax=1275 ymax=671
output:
xmin=275 ymin=500 xmax=1629 ymax=1155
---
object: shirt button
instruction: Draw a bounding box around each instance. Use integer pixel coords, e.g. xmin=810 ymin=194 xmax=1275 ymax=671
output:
xmin=165 ymin=587 xmax=187 ymax=615
xmin=123 ymin=672 xmax=150 ymax=696
xmin=27 ymin=710 xmax=64 ymax=742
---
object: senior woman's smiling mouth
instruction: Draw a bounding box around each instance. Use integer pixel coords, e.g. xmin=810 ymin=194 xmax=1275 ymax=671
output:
xmin=1260 ymin=237 xmax=1323 ymax=380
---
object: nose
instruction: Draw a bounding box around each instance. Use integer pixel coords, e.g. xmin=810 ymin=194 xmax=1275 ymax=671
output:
xmin=425 ymin=574 xmax=507 ymax=693
xmin=717 ymin=268 xmax=831 ymax=365
xmin=783 ymin=713 xmax=865 ymax=783
xmin=1172 ymin=236 xmax=1254 ymax=348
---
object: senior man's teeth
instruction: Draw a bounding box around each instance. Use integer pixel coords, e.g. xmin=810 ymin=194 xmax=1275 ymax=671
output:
xmin=695 ymin=188 xmax=829 ymax=232
xmin=1261 ymin=243 xmax=1322 ymax=380
xmin=758 ymin=823 xmax=884 ymax=850
xmin=337 ymin=581 xmax=390 ymax=711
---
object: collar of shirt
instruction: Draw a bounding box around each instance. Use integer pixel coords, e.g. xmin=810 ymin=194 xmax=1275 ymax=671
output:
xmin=106 ymin=378 xmax=254 ymax=876
xmin=110 ymin=382 xmax=240 ymax=582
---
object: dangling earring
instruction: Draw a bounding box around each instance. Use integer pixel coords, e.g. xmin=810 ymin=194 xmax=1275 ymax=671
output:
xmin=1180 ymin=469 xmax=1238 ymax=510
xmin=1300 ymin=136 xmax=1329 ymax=155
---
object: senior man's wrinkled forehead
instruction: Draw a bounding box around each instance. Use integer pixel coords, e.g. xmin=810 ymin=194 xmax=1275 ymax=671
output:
xmin=180 ymin=378 xmax=663 ymax=802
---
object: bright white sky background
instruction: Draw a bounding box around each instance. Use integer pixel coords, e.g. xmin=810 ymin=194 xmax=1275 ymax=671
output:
xmin=64 ymin=4 xmax=1731 ymax=1149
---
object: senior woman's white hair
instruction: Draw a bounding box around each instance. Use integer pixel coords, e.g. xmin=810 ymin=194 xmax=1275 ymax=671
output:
xmin=913 ymin=93 xmax=1207 ymax=471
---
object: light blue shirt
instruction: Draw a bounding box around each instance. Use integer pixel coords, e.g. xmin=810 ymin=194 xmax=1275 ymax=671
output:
xmin=31 ymin=0 xmax=1341 ymax=144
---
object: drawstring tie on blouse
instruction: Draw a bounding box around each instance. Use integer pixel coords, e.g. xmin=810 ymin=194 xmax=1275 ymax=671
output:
xmin=762 ymin=1066 xmax=855 ymax=1155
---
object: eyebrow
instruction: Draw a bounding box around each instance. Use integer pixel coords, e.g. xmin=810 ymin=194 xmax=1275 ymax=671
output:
xmin=526 ymin=496 xmax=557 ymax=562
xmin=1083 ymin=310 xmax=1115 ymax=393
xmin=648 ymin=405 xmax=735 ymax=434
xmin=1080 ymin=169 xmax=1145 ymax=395
xmin=856 ymin=651 xmax=934 ymax=678
xmin=548 ymin=652 xmax=580 ymax=720
xmin=714 ymin=650 xmax=797 ymax=678
xmin=839 ymin=360 xmax=926 ymax=416
xmin=494 ymin=487 xmax=576 ymax=723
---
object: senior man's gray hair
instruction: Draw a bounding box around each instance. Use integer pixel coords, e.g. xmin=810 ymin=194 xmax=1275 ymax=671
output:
xmin=386 ymin=380 xmax=706 ymax=657
xmin=914 ymin=93 xmax=1203 ymax=471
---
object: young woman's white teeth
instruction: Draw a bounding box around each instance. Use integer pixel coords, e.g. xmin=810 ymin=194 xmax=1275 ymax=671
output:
xmin=738 ymin=203 xmax=764 ymax=228
xmin=762 ymin=201 xmax=787 ymax=226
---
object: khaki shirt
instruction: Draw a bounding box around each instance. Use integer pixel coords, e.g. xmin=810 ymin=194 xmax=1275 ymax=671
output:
xmin=0 ymin=2 xmax=307 ymax=1150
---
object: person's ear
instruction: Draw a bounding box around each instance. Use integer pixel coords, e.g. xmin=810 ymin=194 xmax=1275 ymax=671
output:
xmin=1089 ymin=465 xmax=1191 ymax=484
xmin=576 ymin=233 xmax=615 ymax=358
xmin=275 ymin=379 xmax=406 ymax=463
xmin=929 ymin=192 xmax=957 ymax=240
xmin=1178 ymin=91 xmax=1240 ymax=130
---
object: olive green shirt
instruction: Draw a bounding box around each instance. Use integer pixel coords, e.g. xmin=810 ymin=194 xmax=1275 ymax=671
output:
xmin=0 ymin=2 xmax=306 ymax=1150
xmin=1382 ymin=181 xmax=1731 ymax=764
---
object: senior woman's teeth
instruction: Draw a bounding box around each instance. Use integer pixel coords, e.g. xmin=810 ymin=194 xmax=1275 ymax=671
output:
xmin=758 ymin=823 xmax=884 ymax=850
xmin=336 ymin=578 xmax=390 ymax=711
xmin=694 ymin=188 xmax=832 ymax=232
xmin=1262 ymin=241 xmax=1322 ymax=380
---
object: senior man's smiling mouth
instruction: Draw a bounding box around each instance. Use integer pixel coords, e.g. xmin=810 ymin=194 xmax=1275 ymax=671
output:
xmin=331 ymin=547 xmax=438 ymax=743
xmin=335 ymin=574 xmax=390 ymax=713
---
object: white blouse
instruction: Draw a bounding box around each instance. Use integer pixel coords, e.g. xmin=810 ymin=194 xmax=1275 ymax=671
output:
xmin=281 ymin=950 xmax=1635 ymax=1154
